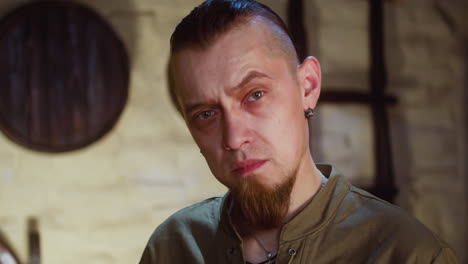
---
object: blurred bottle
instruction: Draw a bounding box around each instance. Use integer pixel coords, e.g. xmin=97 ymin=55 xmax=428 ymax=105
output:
xmin=28 ymin=218 xmax=40 ymax=264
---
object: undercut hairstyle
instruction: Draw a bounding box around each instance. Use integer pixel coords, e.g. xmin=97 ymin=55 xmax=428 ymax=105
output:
xmin=168 ymin=0 xmax=298 ymax=114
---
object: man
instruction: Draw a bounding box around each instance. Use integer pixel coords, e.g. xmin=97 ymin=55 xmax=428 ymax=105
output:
xmin=139 ymin=0 xmax=458 ymax=263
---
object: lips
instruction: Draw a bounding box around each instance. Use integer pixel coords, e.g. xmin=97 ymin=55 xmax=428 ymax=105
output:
xmin=231 ymin=159 xmax=267 ymax=175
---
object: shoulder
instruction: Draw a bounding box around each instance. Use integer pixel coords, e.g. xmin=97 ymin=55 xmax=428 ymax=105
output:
xmin=339 ymin=186 xmax=453 ymax=259
xmin=139 ymin=196 xmax=227 ymax=263
xmin=344 ymin=186 xmax=434 ymax=237
xmin=149 ymin=195 xmax=225 ymax=244
xmin=347 ymin=187 xmax=428 ymax=230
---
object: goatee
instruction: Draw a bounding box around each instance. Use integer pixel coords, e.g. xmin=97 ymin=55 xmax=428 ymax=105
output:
xmin=231 ymin=174 xmax=296 ymax=230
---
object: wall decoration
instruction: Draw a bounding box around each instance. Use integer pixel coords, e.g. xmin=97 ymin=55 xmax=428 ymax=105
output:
xmin=0 ymin=1 xmax=129 ymax=152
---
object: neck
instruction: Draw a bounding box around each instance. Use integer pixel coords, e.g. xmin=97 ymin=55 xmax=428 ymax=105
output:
xmin=229 ymin=204 xmax=280 ymax=263
xmin=286 ymin=157 xmax=324 ymax=223
xmin=243 ymin=228 xmax=281 ymax=263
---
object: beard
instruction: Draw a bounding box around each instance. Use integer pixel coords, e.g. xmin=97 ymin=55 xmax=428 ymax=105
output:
xmin=230 ymin=172 xmax=296 ymax=230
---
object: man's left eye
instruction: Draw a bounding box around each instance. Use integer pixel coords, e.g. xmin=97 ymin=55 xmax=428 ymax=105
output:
xmin=247 ymin=91 xmax=264 ymax=102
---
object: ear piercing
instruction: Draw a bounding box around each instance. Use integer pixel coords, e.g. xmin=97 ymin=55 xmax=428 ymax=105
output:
xmin=305 ymin=108 xmax=315 ymax=119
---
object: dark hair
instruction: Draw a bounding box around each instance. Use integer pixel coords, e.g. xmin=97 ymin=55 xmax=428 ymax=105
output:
xmin=168 ymin=0 xmax=297 ymax=114
xmin=170 ymin=0 xmax=294 ymax=53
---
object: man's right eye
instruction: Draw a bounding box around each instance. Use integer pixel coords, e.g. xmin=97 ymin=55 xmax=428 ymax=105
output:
xmin=196 ymin=110 xmax=216 ymax=121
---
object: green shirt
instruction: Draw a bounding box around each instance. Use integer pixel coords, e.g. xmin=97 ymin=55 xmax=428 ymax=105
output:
xmin=139 ymin=164 xmax=458 ymax=263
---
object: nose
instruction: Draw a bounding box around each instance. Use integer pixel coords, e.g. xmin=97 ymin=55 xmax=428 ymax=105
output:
xmin=221 ymin=111 xmax=251 ymax=151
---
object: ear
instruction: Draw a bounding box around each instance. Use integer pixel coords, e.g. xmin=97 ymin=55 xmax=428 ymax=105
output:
xmin=297 ymin=56 xmax=321 ymax=110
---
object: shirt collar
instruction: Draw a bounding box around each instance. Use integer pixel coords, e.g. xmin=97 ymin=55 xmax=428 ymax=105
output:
xmin=279 ymin=164 xmax=351 ymax=242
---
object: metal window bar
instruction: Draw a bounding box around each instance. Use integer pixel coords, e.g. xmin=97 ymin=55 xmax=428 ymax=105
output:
xmin=287 ymin=0 xmax=398 ymax=202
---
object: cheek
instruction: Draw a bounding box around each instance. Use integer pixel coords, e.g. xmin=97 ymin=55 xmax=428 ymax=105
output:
xmin=195 ymin=135 xmax=223 ymax=166
xmin=202 ymin=149 xmax=227 ymax=182
xmin=190 ymin=123 xmax=219 ymax=150
xmin=267 ymin=105 xmax=307 ymax=153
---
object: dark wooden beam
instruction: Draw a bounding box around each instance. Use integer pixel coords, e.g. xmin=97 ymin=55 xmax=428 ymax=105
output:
xmin=369 ymin=0 xmax=398 ymax=202
xmin=464 ymin=40 xmax=468 ymax=250
xmin=287 ymin=0 xmax=308 ymax=61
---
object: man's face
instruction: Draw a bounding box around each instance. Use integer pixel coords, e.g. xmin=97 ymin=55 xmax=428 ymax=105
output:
xmin=172 ymin=19 xmax=314 ymax=194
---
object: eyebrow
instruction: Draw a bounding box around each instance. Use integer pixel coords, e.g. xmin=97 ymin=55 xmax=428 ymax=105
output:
xmin=228 ymin=70 xmax=271 ymax=95
xmin=183 ymin=71 xmax=271 ymax=116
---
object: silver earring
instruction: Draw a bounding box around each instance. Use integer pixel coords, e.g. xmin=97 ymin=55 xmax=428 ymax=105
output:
xmin=305 ymin=108 xmax=315 ymax=119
